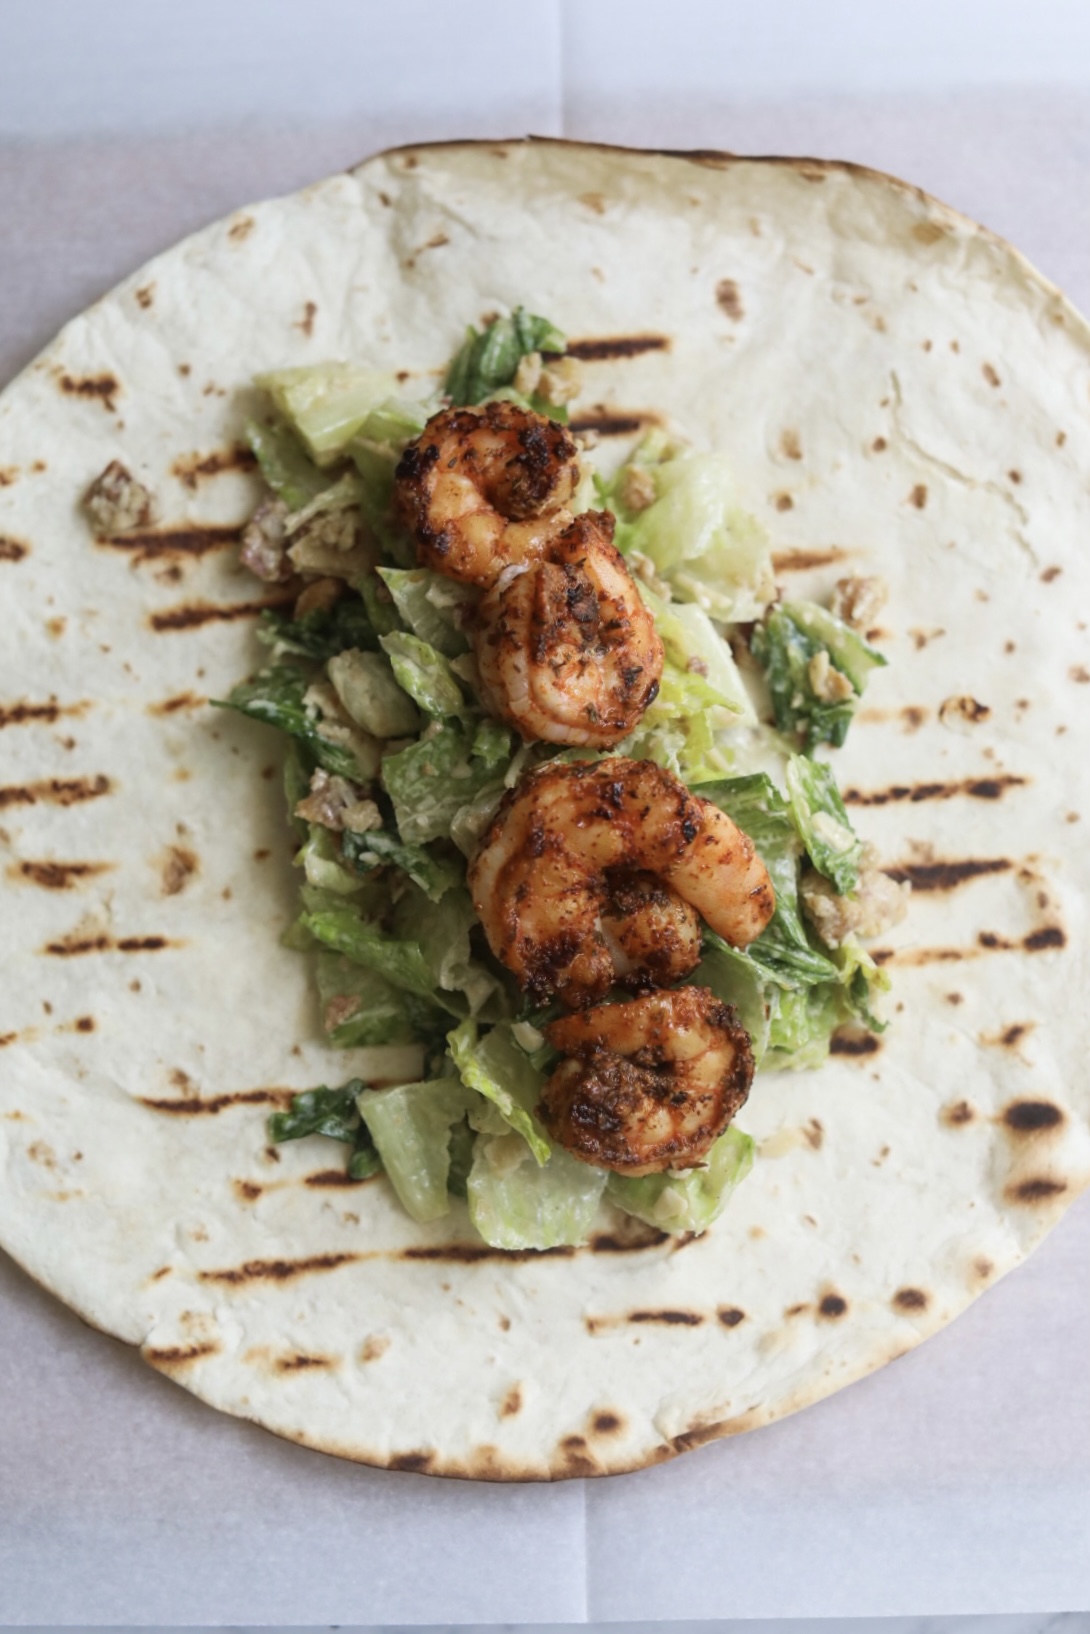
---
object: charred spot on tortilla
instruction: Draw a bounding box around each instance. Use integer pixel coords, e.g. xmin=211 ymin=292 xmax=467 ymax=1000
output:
xmin=773 ymin=492 xmax=794 ymax=511
xmin=569 ymin=407 xmax=661 ymax=436
xmin=939 ymin=695 xmax=990 ymax=728
xmin=843 ymin=773 xmax=1027 ymax=806
xmin=159 ymin=845 xmax=199 ymax=896
xmin=0 ymin=698 xmax=88 ymax=729
xmin=500 ymin=1387 xmax=523 ymax=1418
xmin=830 ymin=1029 xmax=880 ymax=1057
xmin=388 ymin=1450 xmax=434 ymax=1474
xmin=884 ymin=856 xmax=1011 ymax=892
xmin=1023 ymin=925 xmax=1065 ymax=952
xmin=199 ymin=1252 xmax=361 ymax=1285
xmin=138 ymin=1088 xmax=292 ymax=1116
xmin=171 ymin=447 xmax=257 ymax=488
xmin=908 ymin=484 xmax=928 ymax=508
xmin=1003 ymin=1101 xmax=1064 ymax=1134
xmin=591 ymin=1410 xmax=623 ymax=1435
xmin=941 ymin=1101 xmax=976 ymax=1127
xmin=982 ymin=362 xmax=1002 ymax=387
xmin=1007 ymin=1176 xmax=1068 ymax=1204
xmin=144 ymin=1342 xmax=219 ymax=1368
xmin=227 ymin=214 xmax=255 ymax=243
xmin=233 ymin=1179 xmax=264 ymax=1202
xmin=304 ymin=1168 xmax=375 ymax=1187
xmin=56 ymin=370 xmax=120 ymax=412
xmin=149 ymin=591 xmax=294 ymax=631
xmin=718 ymin=1307 xmax=746 ymax=1327
xmin=135 ymin=284 xmax=154 ymax=309
xmin=818 ymin=1292 xmax=848 ymax=1320
xmin=566 ymin=335 xmax=669 ymax=360
xmin=893 ymin=1287 xmax=929 ymax=1312
xmin=0 ymin=536 xmax=29 ymax=561
xmin=779 ymin=427 xmax=803 ymax=460
xmin=715 ymin=280 xmax=744 ymax=321
xmin=8 ymin=859 xmax=112 ymax=890
xmin=276 ymin=1353 xmax=336 ymax=1372
xmin=628 ymin=1309 xmax=703 ymax=1326
xmin=100 ymin=523 xmax=242 ymax=564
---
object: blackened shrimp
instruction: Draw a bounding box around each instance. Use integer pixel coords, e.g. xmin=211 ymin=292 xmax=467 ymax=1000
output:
xmin=468 ymin=757 xmax=774 ymax=1007
xmin=539 ymin=987 xmax=754 ymax=1176
xmin=474 ymin=511 xmax=664 ymax=747
xmin=394 ymin=402 xmax=579 ymax=586
xmin=601 ymin=871 xmax=702 ymax=993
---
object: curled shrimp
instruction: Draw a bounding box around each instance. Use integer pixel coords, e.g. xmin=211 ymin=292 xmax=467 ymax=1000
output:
xmin=468 ymin=757 xmax=774 ymax=1007
xmin=601 ymin=871 xmax=702 ymax=993
xmin=394 ymin=402 xmax=579 ymax=586
xmin=539 ymin=987 xmax=754 ymax=1176
xmin=474 ymin=511 xmax=664 ymax=747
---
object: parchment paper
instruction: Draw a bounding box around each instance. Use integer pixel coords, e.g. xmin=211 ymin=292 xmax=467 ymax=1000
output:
xmin=2 ymin=0 xmax=1090 ymax=1621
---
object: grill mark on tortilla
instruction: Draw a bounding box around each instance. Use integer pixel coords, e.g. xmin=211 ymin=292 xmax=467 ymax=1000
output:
xmin=588 ymin=1226 xmax=671 ymax=1253
xmin=1006 ymin=1176 xmax=1067 ymax=1204
xmin=829 ymin=1029 xmax=881 ymax=1056
xmin=149 ymin=591 xmax=295 ymax=631
xmin=1004 ymin=1100 xmax=1064 ymax=1133
xmin=718 ymin=1306 xmax=746 ymax=1327
xmin=0 ymin=699 xmax=89 ymax=729
xmin=0 ymin=774 xmax=112 ymax=811
xmin=275 ymin=1353 xmax=336 ymax=1372
xmin=138 ymin=1088 xmax=294 ymax=1115
xmin=43 ymin=932 xmax=177 ymax=956
xmin=873 ymin=925 xmax=1066 ymax=965
xmin=569 ymin=408 xmax=661 ymax=437
xmin=56 ymin=370 xmax=120 ymax=412
xmin=401 ymin=1243 xmax=576 ymax=1264
xmin=148 ymin=691 xmax=207 ymax=715
xmin=771 ymin=546 xmax=848 ymax=572
xmin=99 ymin=523 xmax=243 ymax=564
xmin=893 ymin=1287 xmax=929 ymax=1312
xmin=818 ymin=1292 xmax=848 ymax=1319
xmin=884 ymin=857 xmax=1012 ymax=891
xmin=981 ymin=1021 xmax=1035 ymax=1052
xmin=628 ymin=1309 xmax=704 ymax=1326
xmin=304 ymin=1168 xmax=377 ymax=1187
xmin=844 ymin=774 xmax=1028 ymax=806
xmin=159 ymin=845 xmax=199 ymax=896
xmin=144 ymin=1341 xmax=219 ymax=1367
xmin=389 ymin=1450 xmax=434 ymax=1473
xmin=566 ymin=335 xmax=670 ymax=361
xmin=171 ymin=447 xmax=257 ymax=488
xmin=8 ymin=859 xmax=113 ymax=889
xmin=0 ymin=536 xmax=29 ymax=561
xmin=199 ymin=1252 xmax=361 ymax=1285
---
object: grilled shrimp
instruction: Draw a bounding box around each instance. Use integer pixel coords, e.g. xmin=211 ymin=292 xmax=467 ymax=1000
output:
xmin=468 ymin=757 xmax=774 ymax=1007
xmin=539 ymin=987 xmax=753 ymax=1175
xmin=601 ymin=872 xmax=702 ymax=992
xmin=474 ymin=511 xmax=664 ymax=747
xmin=394 ymin=402 xmax=579 ymax=586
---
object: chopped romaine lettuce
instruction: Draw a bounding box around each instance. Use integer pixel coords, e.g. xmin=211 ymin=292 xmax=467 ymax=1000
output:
xmin=315 ymin=952 xmax=448 ymax=1048
xmin=357 ymin=1076 xmax=475 ymax=1222
xmin=376 ymin=567 xmax=473 ymax=656
xmin=695 ymin=934 xmax=771 ymax=1065
xmin=301 ymin=901 xmax=437 ymax=1000
xmin=446 ymin=308 xmax=567 ymax=409
xmin=607 ymin=437 xmax=774 ymax=622
xmin=381 ymin=722 xmax=505 ymax=845
xmin=471 ymin=718 xmax=514 ymax=771
xmin=219 ymin=666 xmax=365 ymax=782
xmin=256 ymin=599 xmax=378 ymax=660
xmin=786 ymin=754 xmax=863 ymax=894
xmin=257 ymin=363 xmax=400 ymax=461
xmin=245 ymin=417 xmax=329 ymax=510
xmin=751 ymin=601 xmax=884 ymax=753
xmin=380 ymin=632 xmax=466 ymax=718
xmin=447 ymin=1019 xmax=551 ymax=1164
xmin=327 ymin=647 xmax=421 ymax=739
xmin=267 ymin=1079 xmax=381 ymax=1180
xmin=608 ymin=1126 xmax=754 ymax=1234
xmin=297 ymin=823 xmax=363 ymax=895
xmin=467 ymin=1134 xmax=607 ymax=1250
xmin=340 ymin=827 xmax=460 ymax=903
xmin=637 ymin=585 xmax=754 ymax=721
xmin=395 ymin=884 xmax=503 ymax=1017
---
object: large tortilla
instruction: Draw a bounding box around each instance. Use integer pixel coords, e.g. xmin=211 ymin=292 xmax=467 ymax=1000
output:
xmin=2 ymin=138 xmax=1089 ymax=1480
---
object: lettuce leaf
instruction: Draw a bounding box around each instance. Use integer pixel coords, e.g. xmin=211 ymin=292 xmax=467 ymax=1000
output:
xmin=219 ymin=665 xmax=362 ymax=782
xmin=315 ymin=952 xmax=448 ymax=1048
xmin=376 ymin=567 xmax=474 ymax=657
xmin=327 ymin=648 xmax=420 ymax=739
xmin=608 ymin=1126 xmax=754 ymax=1235
xmin=300 ymin=901 xmax=436 ymax=999
xmin=786 ymin=754 xmax=863 ymax=895
xmin=256 ymin=599 xmax=378 ymax=661
xmin=395 ymin=885 xmax=503 ymax=1018
xmin=256 ymin=363 xmax=400 ymax=461
xmin=447 ymin=1019 xmax=552 ymax=1164
xmin=380 ymin=632 xmax=466 ymax=718
xmin=751 ymin=601 xmax=884 ymax=753
xmin=340 ymin=827 xmax=461 ymax=903
xmin=244 ymin=416 xmax=329 ymax=510
xmin=357 ymin=1077 xmax=476 ymax=1222
xmin=267 ymin=1080 xmax=381 ymax=1180
xmin=381 ymin=722 xmax=505 ymax=845
xmin=446 ymin=308 xmax=567 ymax=408
xmin=467 ymin=1135 xmax=607 ymax=1250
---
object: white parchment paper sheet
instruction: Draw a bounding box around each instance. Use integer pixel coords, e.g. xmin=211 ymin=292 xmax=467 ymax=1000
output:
xmin=2 ymin=0 xmax=1089 ymax=1621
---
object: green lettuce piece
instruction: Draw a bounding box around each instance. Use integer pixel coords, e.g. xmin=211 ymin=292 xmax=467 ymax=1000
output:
xmin=695 ymin=933 xmax=771 ymax=1065
xmin=637 ymin=585 xmax=754 ymax=720
xmin=467 ymin=1136 xmax=607 ymax=1250
xmin=471 ymin=718 xmax=514 ymax=771
xmin=301 ymin=901 xmax=435 ymax=999
xmin=256 ymin=599 xmax=378 ymax=661
xmin=607 ymin=438 xmax=773 ymax=621
xmin=315 ymin=952 xmax=448 ymax=1048
xmin=357 ymin=571 xmax=405 ymax=637
xmin=751 ymin=601 xmax=884 ymax=753
xmin=283 ymin=738 xmax=313 ymax=841
xmin=376 ymin=567 xmax=474 ymax=657
xmin=327 ymin=648 xmax=421 ymax=738
xmin=297 ymin=823 xmax=363 ymax=895
xmin=357 ymin=1077 xmax=476 ymax=1223
xmin=446 ymin=308 xmax=567 ymax=408
xmin=447 ymin=1019 xmax=552 ymax=1164
xmin=218 ymin=665 xmax=362 ymax=781
xmin=446 ymin=1119 xmax=477 ymax=1198
xmin=245 ymin=417 xmax=329 ymax=510
xmin=267 ymin=1079 xmax=381 ymax=1180
xmin=766 ymin=985 xmax=843 ymax=1070
xmin=834 ymin=935 xmax=890 ymax=1033
xmin=340 ymin=827 xmax=461 ymax=903
xmin=381 ymin=722 xmax=505 ymax=845
xmin=257 ymin=364 xmax=400 ymax=461
xmin=786 ymin=754 xmax=864 ymax=895
xmin=450 ymin=781 xmax=508 ymax=857
xmin=380 ymin=632 xmax=466 ymax=718
xmin=608 ymin=1126 xmax=754 ymax=1235
xmin=395 ymin=884 xmax=502 ymax=1017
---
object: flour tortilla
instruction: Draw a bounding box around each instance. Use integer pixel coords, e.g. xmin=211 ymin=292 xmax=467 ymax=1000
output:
xmin=1 ymin=139 xmax=1089 ymax=1479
